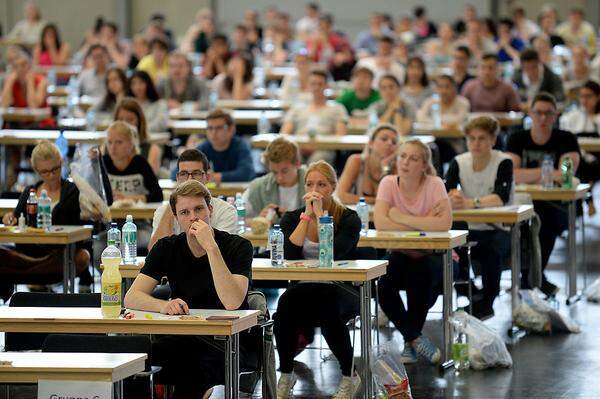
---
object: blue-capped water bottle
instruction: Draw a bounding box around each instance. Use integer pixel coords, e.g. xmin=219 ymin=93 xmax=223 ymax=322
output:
xmin=121 ymin=215 xmax=137 ymax=264
xmin=319 ymin=212 xmax=334 ymax=268
xmin=258 ymin=110 xmax=271 ymax=134
xmin=269 ymin=224 xmax=284 ymax=266
xmin=55 ymin=130 xmax=69 ymax=178
xmin=356 ymin=197 xmax=370 ymax=236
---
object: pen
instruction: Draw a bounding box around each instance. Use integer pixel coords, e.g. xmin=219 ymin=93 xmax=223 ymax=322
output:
xmin=404 ymin=232 xmax=426 ymax=237
xmin=337 ymin=262 xmax=349 ymax=266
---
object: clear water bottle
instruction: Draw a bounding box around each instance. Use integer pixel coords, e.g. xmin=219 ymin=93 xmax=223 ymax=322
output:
xmin=235 ymin=193 xmax=246 ymax=233
xmin=267 ymin=81 xmax=278 ymax=100
xmin=67 ymin=76 xmax=79 ymax=117
xmin=258 ymin=111 xmax=271 ymax=134
xmin=452 ymin=316 xmax=470 ymax=371
xmin=541 ymin=154 xmax=554 ymax=189
xmin=26 ymin=189 xmax=38 ymax=227
xmin=107 ymin=222 xmax=121 ymax=252
xmin=209 ymin=89 xmax=218 ymax=110
xmin=368 ymin=108 xmax=379 ymax=130
xmin=37 ymin=189 xmax=52 ymax=230
xmin=86 ymin=110 xmax=97 ymax=131
xmin=121 ymin=215 xmax=137 ymax=264
xmin=431 ymin=93 xmax=442 ymax=129
xmin=356 ymin=197 xmax=370 ymax=236
xmin=269 ymin=224 xmax=284 ymax=266
xmin=47 ymin=68 xmax=57 ymax=89
xmin=318 ymin=212 xmax=334 ymax=268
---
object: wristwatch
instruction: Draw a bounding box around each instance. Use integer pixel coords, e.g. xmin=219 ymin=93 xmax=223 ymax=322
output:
xmin=473 ymin=197 xmax=481 ymax=209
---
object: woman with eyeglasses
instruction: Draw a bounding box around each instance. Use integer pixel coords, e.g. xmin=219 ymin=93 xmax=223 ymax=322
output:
xmin=373 ymin=139 xmax=452 ymax=365
xmin=0 ymin=141 xmax=92 ymax=297
xmin=337 ymin=123 xmax=399 ymax=205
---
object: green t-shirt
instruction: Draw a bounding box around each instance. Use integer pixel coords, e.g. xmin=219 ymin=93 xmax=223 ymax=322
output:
xmin=336 ymin=89 xmax=381 ymax=115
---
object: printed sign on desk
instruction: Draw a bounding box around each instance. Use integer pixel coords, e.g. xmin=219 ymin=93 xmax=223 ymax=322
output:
xmin=38 ymin=380 xmax=112 ymax=399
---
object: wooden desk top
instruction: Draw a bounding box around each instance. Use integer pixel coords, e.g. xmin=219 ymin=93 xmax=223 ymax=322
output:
xmin=412 ymin=122 xmax=464 ymax=138
xmin=210 ymin=182 xmax=249 ymax=197
xmin=47 ymin=95 xmax=95 ymax=111
xmin=468 ymin=112 xmax=524 ymax=127
xmin=110 ymin=202 xmax=165 ymax=220
xmin=252 ymin=258 xmax=387 ymax=282
xmin=0 ymin=307 xmax=259 ymax=336
xmin=217 ymin=99 xmax=290 ymax=111
xmin=251 ymin=133 xmax=435 ymax=151
xmin=168 ymin=109 xmax=283 ymax=123
xmin=0 ymin=225 xmax=92 ymax=245
xmin=0 ymin=129 xmax=170 ymax=146
xmin=33 ymin=65 xmax=82 ymax=77
xmin=0 ymin=107 xmax=52 ymax=123
xmin=578 ymin=137 xmax=600 ymax=153
xmin=244 ymin=229 xmax=468 ymax=250
xmin=0 ymin=352 xmax=146 ymax=383
xmin=47 ymin=85 xmax=68 ymax=96
xmin=515 ymin=184 xmax=590 ymax=201
xmin=452 ymin=205 xmax=535 ymax=224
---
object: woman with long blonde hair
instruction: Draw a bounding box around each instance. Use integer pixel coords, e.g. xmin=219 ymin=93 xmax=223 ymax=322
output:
xmin=275 ymin=160 xmax=363 ymax=399
xmin=373 ymin=138 xmax=452 ymax=365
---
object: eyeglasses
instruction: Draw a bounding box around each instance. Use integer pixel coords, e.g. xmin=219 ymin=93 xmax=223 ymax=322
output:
xmin=206 ymin=124 xmax=228 ymax=132
xmin=37 ymin=165 xmax=61 ymax=177
xmin=176 ymin=170 xmax=206 ymax=180
xmin=532 ymin=110 xmax=556 ymax=118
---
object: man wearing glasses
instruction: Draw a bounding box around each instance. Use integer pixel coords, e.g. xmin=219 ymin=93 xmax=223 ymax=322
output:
xmin=149 ymin=149 xmax=238 ymax=250
xmin=197 ymin=108 xmax=255 ymax=184
xmin=506 ymin=92 xmax=581 ymax=297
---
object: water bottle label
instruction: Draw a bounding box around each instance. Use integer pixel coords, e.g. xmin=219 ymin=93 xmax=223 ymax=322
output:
xmin=101 ymin=283 xmax=121 ymax=306
xmin=237 ymin=209 xmax=246 ymax=218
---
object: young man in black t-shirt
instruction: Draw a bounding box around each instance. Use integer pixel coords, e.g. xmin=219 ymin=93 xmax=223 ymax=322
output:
xmin=506 ymin=92 xmax=580 ymax=297
xmin=124 ymin=179 xmax=253 ymax=398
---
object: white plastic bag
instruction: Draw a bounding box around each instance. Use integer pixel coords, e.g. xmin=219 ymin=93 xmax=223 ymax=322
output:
xmin=451 ymin=310 xmax=513 ymax=370
xmin=514 ymin=289 xmax=581 ymax=334
xmin=371 ymin=343 xmax=413 ymax=399
xmin=69 ymin=144 xmax=111 ymax=222
xmin=585 ymin=278 xmax=600 ymax=302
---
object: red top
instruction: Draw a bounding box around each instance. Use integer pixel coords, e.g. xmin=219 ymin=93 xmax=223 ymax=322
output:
xmin=11 ymin=74 xmax=47 ymax=108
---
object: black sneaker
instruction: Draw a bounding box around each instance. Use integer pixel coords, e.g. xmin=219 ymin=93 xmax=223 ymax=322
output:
xmin=471 ymin=299 xmax=494 ymax=321
xmin=540 ymin=279 xmax=559 ymax=298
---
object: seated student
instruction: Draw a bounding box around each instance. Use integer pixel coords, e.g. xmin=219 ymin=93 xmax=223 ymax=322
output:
xmin=124 ymin=180 xmax=253 ymax=399
xmin=1 ymin=141 xmax=92 ymax=297
xmin=243 ymin=137 xmax=306 ymax=222
xmin=280 ymin=50 xmax=312 ymax=102
xmin=356 ymin=36 xmax=405 ymax=87
xmin=198 ymin=108 xmax=255 ymax=183
xmin=212 ymin=52 xmax=254 ymax=100
xmin=280 ymin=69 xmax=348 ymax=164
xmin=275 ymin=160 xmax=362 ymax=399
xmin=401 ymin=56 xmax=433 ymax=111
xmin=496 ymin=18 xmax=525 ymax=63
xmin=114 ymin=97 xmax=162 ymax=175
xmin=157 ymin=52 xmax=209 ymax=110
xmin=368 ymin=74 xmax=414 ymax=135
xmin=335 ymin=66 xmax=381 ymax=116
xmin=374 ymin=139 xmax=452 ymax=364
xmin=451 ymin=46 xmax=475 ymax=93
xmin=202 ymin=33 xmax=231 ymax=80
xmin=150 ymin=149 xmax=237 ymax=250
xmin=1 ymin=50 xmax=48 ymax=110
xmin=513 ymin=49 xmax=565 ymax=110
xmin=127 ymin=70 xmax=168 ymax=133
xmin=562 ymin=45 xmax=594 ymax=89
xmin=136 ymin=37 xmax=169 ymax=84
xmin=102 ymin=120 xmax=163 ymax=204
xmin=461 ymin=53 xmax=521 ymax=113
xmin=78 ymin=44 xmax=110 ymax=100
xmin=560 ymin=80 xmax=600 ymax=214
xmin=338 ymin=123 xmax=398 ymax=204
xmin=506 ymin=93 xmax=580 ymax=297
xmin=445 ymin=116 xmax=513 ymax=318
xmin=33 ymin=23 xmax=71 ymax=66
xmin=90 ymin=67 xmax=127 ymax=121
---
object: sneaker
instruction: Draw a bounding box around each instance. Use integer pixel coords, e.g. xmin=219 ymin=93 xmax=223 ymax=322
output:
xmin=332 ymin=374 xmax=361 ymax=399
xmin=78 ymin=284 xmax=92 ymax=294
xmin=399 ymin=342 xmax=417 ymax=364
xmin=540 ymin=279 xmax=559 ymax=298
xmin=471 ymin=299 xmax=495 ymax=321
xmin=413 ymin=336 xmax=441 ymax=365
xmin=276 ymin=372 xmax=297 ymax=399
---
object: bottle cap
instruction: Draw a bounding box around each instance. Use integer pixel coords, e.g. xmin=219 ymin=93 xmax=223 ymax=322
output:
xmin=319 ymin=214 xmax=332 ymax=224
xmin=126 ymin=214 xmax=133 ymax=222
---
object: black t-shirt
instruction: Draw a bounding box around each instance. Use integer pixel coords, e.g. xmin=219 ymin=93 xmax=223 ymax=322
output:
xmin=102 ymin=154 xmax=163 ymax=202
xmin=505 ymin=129 xmax=580 ymax=169
xmin=140 ymin=229 xmax=253 ymax=309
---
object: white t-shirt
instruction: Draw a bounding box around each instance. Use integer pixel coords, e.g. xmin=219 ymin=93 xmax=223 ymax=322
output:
xmin=278 ymin=184 xmax=300 ymax=213
xmin=151 ymin=196 xmax=238 ymax=236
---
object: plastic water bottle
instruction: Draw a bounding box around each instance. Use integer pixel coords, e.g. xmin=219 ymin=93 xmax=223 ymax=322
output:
xmin=86 ymin=110 xmax=97 ymax=131
xmin=209 ymin=89 xmax=218 ymax=110
xmin=318 ymin=212 xmax=334 ymax=268
xmin=356 ymin=197 xmax=370 ymax=236
xmin=235 ymin=193 xmax=246 ymax=233
xmin=561 ymin=156 xmax=574 ymax=189
xmin=67 ymin=76 xmax=79 ymax=117
xmin=55 ymin=130 xmax=69 ymax=178
xmin=107 ymin=222 xmax=121 ymax=253
xmin=368 ymin=108 xmax=379 ymax=129
xmin=121 ymin=215 xmax=137 ymax=264
xmin=267 ymin=81 xmax=278 ymax=100
xmin=37 ymin=189 xmax=52 ymax=229
xmin=431 ymin=93 xmax=442 ymax=129
xmin=452 ymin=316 xmax=470 ymax=371
xmin=47 ymin=68 xmax=57 ymax=89
xmin=26 ymin=189 xmax=38 ymax=228
xmin=258 ymin=111 xmax=271 ymax=134
xmin=541 ymin=154 xmax=554 ymax=189
xmin=269 ymin=224 xmax=284 ymax=266
xmin=101 ymin=244 xmax=122 ymax=319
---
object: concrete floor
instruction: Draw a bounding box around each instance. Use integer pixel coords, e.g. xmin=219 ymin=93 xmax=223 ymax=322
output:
xmin=2 ymin=210 xmax=600 ymax=399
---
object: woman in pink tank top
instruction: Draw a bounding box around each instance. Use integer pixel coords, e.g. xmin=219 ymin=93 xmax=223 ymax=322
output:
xmin=33 ymin=24 xmax=71 ymax=67
xmin=374 ymin=139 xmax=452 ymax=365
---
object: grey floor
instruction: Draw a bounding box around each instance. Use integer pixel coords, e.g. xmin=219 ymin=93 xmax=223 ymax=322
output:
xmin=3 ymin=209 xmax=600 ymax=399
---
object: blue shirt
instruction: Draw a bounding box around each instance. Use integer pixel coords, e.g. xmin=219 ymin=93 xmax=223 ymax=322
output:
xmin=497 ymin=37 xmax=525 ymax=62
xmin=198 ymin=136 xmax=255 ymax=182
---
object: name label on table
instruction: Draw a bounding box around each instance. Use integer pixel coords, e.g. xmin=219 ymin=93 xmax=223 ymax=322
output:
xmin=38 ymin=380 xmax=111 ymax=399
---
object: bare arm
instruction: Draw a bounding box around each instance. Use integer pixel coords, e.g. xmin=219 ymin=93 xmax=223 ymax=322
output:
xmin=388 ymin=198 xmax=452 ymax=231
xmin=507 ymin=152 xmax=541 ymax=184
xmin=373 ymin=199 xmax=412 ymax=231
xmin=147 ymin=144 xmax=163 ymax=175
xmin=0 ymin=74 xmax=16 ymax=107
xmin=124 ymin=273 xmax=189 ymax=315
xmin=335 ymin=120 xmax=347 ymax=136
xmin=27 ymin=75 xmax=47 ymax=108
xmin=280 ymin=120 xmax=294 ymax=135
xmin=338 ymin=155 xmax=366 ymax=204
xmin=148 ymin=208 xmax=174 ymax=251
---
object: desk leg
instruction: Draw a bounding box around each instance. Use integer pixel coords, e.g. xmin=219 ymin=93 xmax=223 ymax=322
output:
xmin=62 ymin=246 xmax=69 ymax=293
xmin=508 ymin=223 xmax=526 ymax=339
xmin=440 ymin=250 xmax=454 ymax=370
xmin=567 ymin=201 xmax=580 ymax=305
xmin=0 ymin=144 xmax=7 ymax=194
xmin=359 ymin=282 xmax=373 ymax=398
xmin=69 ymin=244 xmax=75 ymax=293
xmin=224 ymin=334 xmax=239 ymax=399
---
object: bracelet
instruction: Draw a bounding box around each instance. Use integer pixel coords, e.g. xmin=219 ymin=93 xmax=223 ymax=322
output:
xmin=300 ymin=212 xmax=311 ymax=222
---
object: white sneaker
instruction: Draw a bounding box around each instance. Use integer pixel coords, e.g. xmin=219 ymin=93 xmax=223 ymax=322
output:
xmin=276 ymin=372 xmax=297 ymax=399
xmin=332 ymin=374 xmax=361 ymax=399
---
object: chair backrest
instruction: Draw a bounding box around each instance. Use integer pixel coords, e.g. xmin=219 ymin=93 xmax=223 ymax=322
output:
xmin=43 ymin=334 xmax=152 ymax=371
xmin=5 ymin=292 xmax=100 ymax=351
